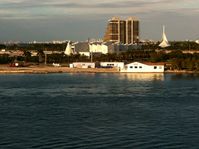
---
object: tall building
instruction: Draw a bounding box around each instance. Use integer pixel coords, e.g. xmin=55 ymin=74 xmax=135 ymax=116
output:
xmin=104 ymin=17 xmax=139 ymax=44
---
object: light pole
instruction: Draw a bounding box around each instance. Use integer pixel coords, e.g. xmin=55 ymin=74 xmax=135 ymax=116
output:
xmin=188 ymin=40 xmax=190 ymax=51
xmin=44 ymin=53 xmax=47 ymax=65
xmin=90 ymin=51 xmax=93 ymax=63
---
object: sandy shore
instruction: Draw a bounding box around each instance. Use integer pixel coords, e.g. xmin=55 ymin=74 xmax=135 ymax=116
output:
xmin=0 ymin=65 xmax=118 ymax=74
xmin=0 ymin=65 xmax=198 ymax=74
xmin=165 ymin=70 xmax=199 ymax=74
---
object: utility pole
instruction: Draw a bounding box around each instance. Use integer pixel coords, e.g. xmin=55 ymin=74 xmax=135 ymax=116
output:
xmin=90 ymin=52 xmax=93 ymax=63
xmin=88 ymin=37 xmax=93 ymax=63
xmin=44 ymin=53 xmax=47 ymax=65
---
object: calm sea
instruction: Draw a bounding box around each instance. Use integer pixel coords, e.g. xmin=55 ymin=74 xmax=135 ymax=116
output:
xmin=0 ymin=73 xmax=199 ymax=149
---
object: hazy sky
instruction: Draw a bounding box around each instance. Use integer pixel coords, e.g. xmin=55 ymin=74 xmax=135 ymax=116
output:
xmin=0 ymin=0 xmax=199 ymax=42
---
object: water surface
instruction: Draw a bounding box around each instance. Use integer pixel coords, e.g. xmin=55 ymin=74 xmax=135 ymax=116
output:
xmin=0 ymin=73 xmax=199 ymax=148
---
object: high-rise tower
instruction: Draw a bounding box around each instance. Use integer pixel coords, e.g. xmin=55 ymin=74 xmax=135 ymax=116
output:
xmin=104 ymin=17 xmax=139 ymax=44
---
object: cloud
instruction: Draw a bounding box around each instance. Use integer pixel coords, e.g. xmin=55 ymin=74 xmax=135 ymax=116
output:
xmin=0 ymin=0 xmax=199 ymax=41
xmin=0 ymin=0 xmax=198 ymax=20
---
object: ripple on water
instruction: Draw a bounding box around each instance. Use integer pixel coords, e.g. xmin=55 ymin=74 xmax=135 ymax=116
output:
xmin=0 ymin=73 xmax=199 ymax=148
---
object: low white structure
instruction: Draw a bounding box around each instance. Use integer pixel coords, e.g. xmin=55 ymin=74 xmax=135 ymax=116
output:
xmin=70 ymin=62 xmax=95 ymax=68
xmin=121 ymin=62 xmax=164 ymax=73
xmin=100 ymin=62 xmax=124 ymax=69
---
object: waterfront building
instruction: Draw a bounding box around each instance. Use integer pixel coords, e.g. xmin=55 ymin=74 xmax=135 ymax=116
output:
xmin=70 ymin=62 xmax=95 ymax=68
xmin=121 ymin=62 xmax=165 ymax=73
xmin=104 ymin=17 xmax=139 ymax=44
xmin=100 ymin=62 xmax=125 ymax=70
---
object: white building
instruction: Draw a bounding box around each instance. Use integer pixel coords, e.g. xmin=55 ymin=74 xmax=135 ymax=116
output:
xmin=121 ymin=62 xmax=164 ymax=73
xmin=70 ymin=62 xmax=95 ymax=68
xmin=73 ymin=41 xmax=140 ymax=56
xmin=74 ymin=42 xmax=90 ymax=56
xmin=89 ymin=42 xmax=110 ymax=54
xmin=100 ymin=62 xmax=124 ymax=69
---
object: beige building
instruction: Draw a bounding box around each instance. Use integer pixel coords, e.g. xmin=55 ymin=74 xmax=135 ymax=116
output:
xmin=104 ymin=17 xmax=139 ymax=44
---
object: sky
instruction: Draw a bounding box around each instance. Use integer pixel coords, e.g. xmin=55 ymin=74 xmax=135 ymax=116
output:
xmin=0 ymin=0 xmax=199 ymax=42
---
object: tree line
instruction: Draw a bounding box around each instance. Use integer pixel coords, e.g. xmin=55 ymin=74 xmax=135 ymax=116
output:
xmin=0 ymin=42 xmax=199 ymax=71
xmin=1 ymin=41 xmax=199 ymax=51
xmin=141 ymin=41 xmax=199 ymax=50
xmin=0 ymin=49 xmax=199 ymax=71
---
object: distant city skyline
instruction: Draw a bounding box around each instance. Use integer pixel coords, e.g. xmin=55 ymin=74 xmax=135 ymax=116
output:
xmin=0 ymin=0 xmax=199 ymax=42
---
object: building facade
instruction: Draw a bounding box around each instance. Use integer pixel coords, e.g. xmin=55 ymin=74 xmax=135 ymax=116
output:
xmin=74 ymin=42 xmax=90 ymax=56
xmin=104 ymin=17 xmax=139 ymax=44
xmin=89 ymin=42 xmax=115 ymax=54
xmin=73 ymin=41 xmax=141 ymax=56
xmin=70 ymin=62 xmax=95 ymax=68
xmin=121 ymin=62 xmax=165 ymax=73
xmin=100 ymin=62 xmax=125 ymax=70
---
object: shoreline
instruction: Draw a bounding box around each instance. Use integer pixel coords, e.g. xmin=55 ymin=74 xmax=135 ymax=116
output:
xmin=0 ymin=65 xmax=198 ymax=74
xmin=165 ymin=70 xmax=199 ymax=74
xmin=0 ymin=66 xmax=118 ymax=74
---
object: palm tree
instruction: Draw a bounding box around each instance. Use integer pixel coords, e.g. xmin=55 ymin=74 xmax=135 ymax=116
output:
xmin=37 ymin=49 xmax=44 ymax=63
xmin=23 ymin=50 xmax=31 ymax=62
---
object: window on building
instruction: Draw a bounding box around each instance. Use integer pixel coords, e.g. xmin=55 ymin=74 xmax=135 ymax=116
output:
xmin=159 ymin=66 xmax=162 ymax=69
xmin=130 ymin=66 xmax=133 ymax=69
xmin=135 ymin=66 xmax=138 ymax=69
xmin=139 ymin=66 xmax=142 ymax=69
xmin=154 ymin=66 xmax=157 ymax=69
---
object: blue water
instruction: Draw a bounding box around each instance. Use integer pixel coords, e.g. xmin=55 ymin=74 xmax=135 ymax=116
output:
xmin=0 ymin=73 xmax=199 ymax=149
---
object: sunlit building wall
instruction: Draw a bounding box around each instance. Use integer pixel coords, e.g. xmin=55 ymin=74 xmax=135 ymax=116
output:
xmin=104 ymin=17 xmax=139 ymax=44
